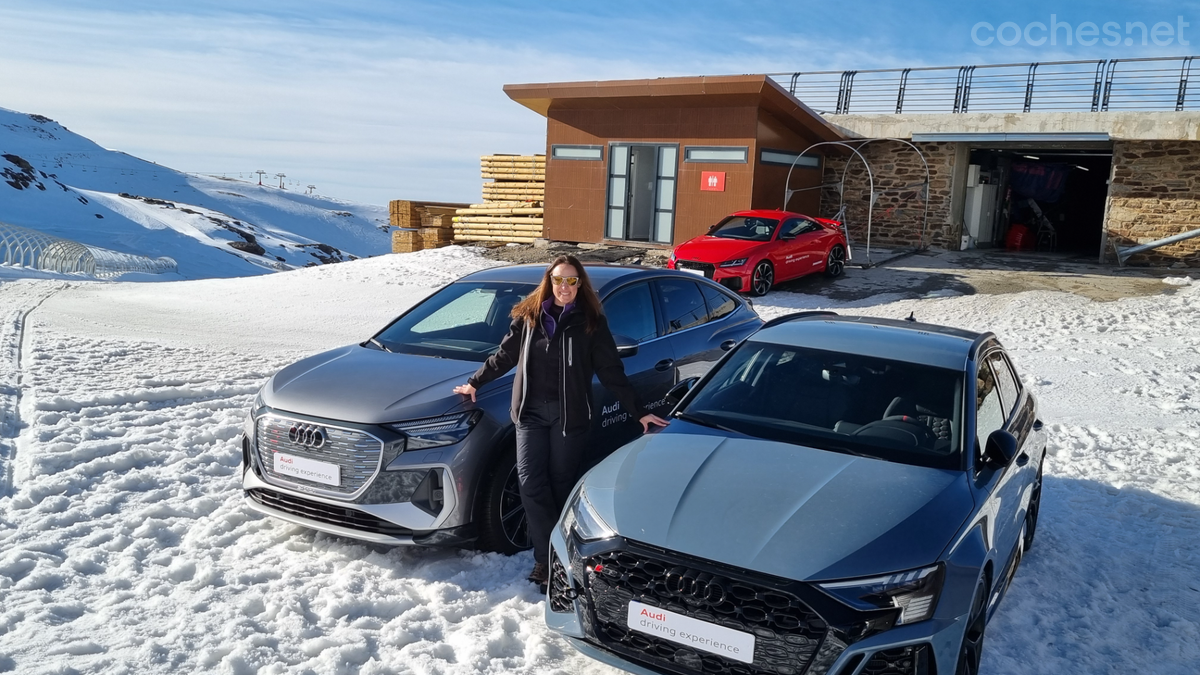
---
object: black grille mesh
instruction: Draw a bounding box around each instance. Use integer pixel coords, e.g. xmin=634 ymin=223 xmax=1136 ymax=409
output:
xmin=582 ymin=548 xmax=828 ymax=675
xmin=676 ymin=260 xmax=716 ymax=278
xmin=246 ymin=489 xmax=412 ymax=537
xmin=550 ymin=557 xmax=573 ymax=613
xmin=861 ymin=645 xmax=929 ymax=675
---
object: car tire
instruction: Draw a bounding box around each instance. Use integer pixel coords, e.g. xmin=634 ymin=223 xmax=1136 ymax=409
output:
xmin=1023 ymin=456 xmax=1044 ymax=552
xmin=475 ymin=446 xmax=531 ymax=555
xmin=824 ymin=245 xmax=846 ymax=278
xmin=955 ymin=574 xmax=989 ymax=675
xmin=750 ymin=261 xmax=773 ymax=297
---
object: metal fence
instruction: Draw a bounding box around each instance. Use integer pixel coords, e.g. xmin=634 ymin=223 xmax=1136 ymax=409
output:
xmin=0 ymin=220 xmax=177 ymax=278
xmin=769 ymin=56 xmax=1200 ymax=114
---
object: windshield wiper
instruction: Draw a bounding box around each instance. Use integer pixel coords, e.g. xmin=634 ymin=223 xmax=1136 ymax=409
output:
xmin=367 ymin=338 xmax=393 ymax=353
xmin=674 ymin=412 xmax=741 ymax=435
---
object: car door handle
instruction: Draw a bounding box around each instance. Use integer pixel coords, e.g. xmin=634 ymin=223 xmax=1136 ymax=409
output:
xmin=655 ymin=359 xmax=675 ymax=372
xmin=720 ymin=339 xmax=737 ymax=351
xmin=1016 ymin=452 xmax=1030 ymax=467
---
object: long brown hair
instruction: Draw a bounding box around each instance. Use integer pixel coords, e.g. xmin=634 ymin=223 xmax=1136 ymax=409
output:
xmin=511 ymin=255 xmax=603 ymax=333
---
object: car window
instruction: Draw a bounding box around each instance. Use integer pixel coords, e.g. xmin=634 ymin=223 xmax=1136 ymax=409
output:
xmin=781 ymin=217 xmax=818 ymax=238
xmin=709 ymin=216 xmax=779 ymax=242
xmin=603 ymin=282 xmax=659 ymax=342
xmin=700 ymin=283 xmax=736 ymax=321
xmin=988 ymin=352 xmax=1020 ymax=418
xmin=975 ymin=360 xmax=1006 ymax=458
xmin=680 ymin=341 xmax=964 ymax=470
xmin=656 ymin=279 xmax=710 ymax=333
xmin=375 ymin=282 xmax=535 ymax=362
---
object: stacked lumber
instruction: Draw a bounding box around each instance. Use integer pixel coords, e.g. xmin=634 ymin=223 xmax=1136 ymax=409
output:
xmin=454 ymin=155 xmax=546 ymax=243
xmin=389 ymin=200 xmax=469 ymax=252
xmin=392 ymin=228 xmax=424 ymax=253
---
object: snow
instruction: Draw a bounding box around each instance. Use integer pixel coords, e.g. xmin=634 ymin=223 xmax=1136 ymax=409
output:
xmin=0 ymin=245 xmax=1198 ymax=674
xmin=1 ymin=108 xmax=392 ymax=280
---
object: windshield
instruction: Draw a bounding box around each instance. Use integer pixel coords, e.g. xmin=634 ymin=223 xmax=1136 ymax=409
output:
xmin=709 ymin=216 xmax=779 ymax=242
xmin=681 ymin=341 xmax=964 ymax=469
xmin=373 ymin=281 xmax=535 ymax=361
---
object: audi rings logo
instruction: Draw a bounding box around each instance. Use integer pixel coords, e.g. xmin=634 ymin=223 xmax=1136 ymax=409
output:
xmin=665 ymin=568 xmax=727 ymax=605
xmin=288 ymin=423 xmax=327 ymax=449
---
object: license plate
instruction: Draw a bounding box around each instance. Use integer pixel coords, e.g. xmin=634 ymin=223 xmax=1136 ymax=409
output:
xmin=627 ymin=600 xmax=755 ymax=664
xmin=678 ymin=267 xmax=705 ymax=277
xmin=273 ymin=452 xmax=340 ymax=486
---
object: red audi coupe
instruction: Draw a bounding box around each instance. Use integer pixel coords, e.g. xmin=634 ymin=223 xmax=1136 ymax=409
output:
xmin=666 ymin=209 xmax=848 ymax=296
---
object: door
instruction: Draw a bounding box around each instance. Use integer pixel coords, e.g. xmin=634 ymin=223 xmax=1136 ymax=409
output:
xmin=776 ymin=217 xmax=831 ymax=281
xmin=606 ymin=144 xmax=677 ymax=244
xmin=587 ymin=281 xmax=676 ymax=465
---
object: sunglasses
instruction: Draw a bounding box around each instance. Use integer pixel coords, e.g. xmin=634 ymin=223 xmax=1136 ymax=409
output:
xmin=551 ymin=275 xmax=580 ymax=287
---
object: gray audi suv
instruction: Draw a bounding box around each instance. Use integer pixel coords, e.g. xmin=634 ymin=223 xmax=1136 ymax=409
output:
xmin=546 ymin=312 xmax=1046 ymax=675
xmin=239 ymin=264 xmax=761 ymax=553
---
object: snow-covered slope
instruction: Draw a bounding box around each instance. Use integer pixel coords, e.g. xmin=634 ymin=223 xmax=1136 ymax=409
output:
xmin=0 ymin=247 xmax=1196 ymax=674
xmin=0 ymin=108 xmax=391 ymax=279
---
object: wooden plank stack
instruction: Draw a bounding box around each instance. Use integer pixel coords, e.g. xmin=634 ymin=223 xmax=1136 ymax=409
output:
xmin=389 ymin=200 xmax=469 ymax=253
xmin=454 ymin=155 xmax=545 ymax=244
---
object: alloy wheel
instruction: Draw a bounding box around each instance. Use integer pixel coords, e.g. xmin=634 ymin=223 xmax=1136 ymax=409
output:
xmin=824 ymin=245 xmax=846 ymax=278
xmin=955 ymin=579 xmax=988 ymax=675
xmin=751 ymin=261 xmax=773 ymax=296
xmin=500 ymin=464 xmax=530 ymax=550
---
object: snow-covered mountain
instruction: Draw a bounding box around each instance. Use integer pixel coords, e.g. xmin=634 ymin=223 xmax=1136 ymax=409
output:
xmin=0 ymin=107 xmax=392 ymax=279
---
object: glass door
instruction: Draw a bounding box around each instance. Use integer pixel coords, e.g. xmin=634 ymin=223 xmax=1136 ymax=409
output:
xmin=607 ymin=143 xmax=677 ymax=243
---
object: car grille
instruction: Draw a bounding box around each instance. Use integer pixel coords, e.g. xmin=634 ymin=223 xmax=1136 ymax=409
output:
xmin=676 ymin=260 xmax=716 ymax=278
xmin=859 ymin=645 xmax=931 ymax=675
xmin=580 ymin=546 xmax=828 ymax=675
xmin=255 ymin=414 xmax=382 ymax=498
xmin=246 ymin=488 xmax=413 ymax=537
xmin=549 ymin=557 xmax=574 ymax=613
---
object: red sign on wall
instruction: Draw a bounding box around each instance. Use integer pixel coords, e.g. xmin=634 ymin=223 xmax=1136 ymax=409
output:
xmin=700 ymin=171 xmax=726 ymax=192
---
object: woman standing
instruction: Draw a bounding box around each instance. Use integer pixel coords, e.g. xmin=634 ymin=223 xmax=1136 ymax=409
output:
xmin=453 ymin=255 xmax=669 ymax=588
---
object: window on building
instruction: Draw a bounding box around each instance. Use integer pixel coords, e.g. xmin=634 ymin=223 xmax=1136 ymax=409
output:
xmin=552 ymin=145 xmax=603 ymax=161
xmin=684 ymin=146 xmax=749 ymax=163
xmin=760 ymin=149 xmax=821 ymax=168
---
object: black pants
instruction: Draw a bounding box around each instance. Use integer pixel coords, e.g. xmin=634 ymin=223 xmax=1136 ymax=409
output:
xmin=516 ymin=399 xmax=586 ymax=565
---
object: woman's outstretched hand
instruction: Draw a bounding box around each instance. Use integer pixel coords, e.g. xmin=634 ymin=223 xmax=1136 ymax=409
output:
xmin=639 ymin=414 xmax=670 ymax=433
xmin=453 ymin=383 xmax=477 ymax=402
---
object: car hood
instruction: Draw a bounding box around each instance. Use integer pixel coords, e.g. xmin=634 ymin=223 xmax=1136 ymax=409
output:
xmin=262 ymin=345 xmax=481 ymax=425
xmin=674 ymin=236 xmax=767 ymax=263
xmin=582 ymin=426 xmax=973 ymax=581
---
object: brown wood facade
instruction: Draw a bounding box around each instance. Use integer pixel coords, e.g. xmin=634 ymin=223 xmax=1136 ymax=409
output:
xmin=505 ymin=76 xmax=846 ymax=246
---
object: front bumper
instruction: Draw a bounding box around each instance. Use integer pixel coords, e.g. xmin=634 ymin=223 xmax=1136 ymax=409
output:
xmin=545 ymin=529 xmax=973 ymax=675
xmin=669 ymin=260 xmax=750 ymax=293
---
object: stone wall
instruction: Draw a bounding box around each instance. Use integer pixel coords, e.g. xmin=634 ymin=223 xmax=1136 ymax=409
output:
xmin=820 ymin=141 xmax=958 ymax=250
xmin=1105 ymin=140 xmax=1200 ymax=266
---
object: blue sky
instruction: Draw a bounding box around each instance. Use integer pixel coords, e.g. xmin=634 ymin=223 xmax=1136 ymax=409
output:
xmin=2 ymin=1 xmax=1197 ymax=205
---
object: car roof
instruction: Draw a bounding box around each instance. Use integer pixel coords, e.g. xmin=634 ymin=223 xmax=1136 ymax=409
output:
xmin=751 ymin=314 xmax=983 ymax=370
xmin=457 ymin=262 xmax=715 ymax=295
xmin=729 ymin=209 xmax=812 ymax=220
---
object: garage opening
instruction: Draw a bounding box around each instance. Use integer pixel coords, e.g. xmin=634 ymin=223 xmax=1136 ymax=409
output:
xmin=964 ymin=147 xmax=1113 ymax=258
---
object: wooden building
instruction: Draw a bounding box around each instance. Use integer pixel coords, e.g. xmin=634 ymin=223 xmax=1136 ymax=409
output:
xmin=503 ymin=75 xmax=847 ymax=247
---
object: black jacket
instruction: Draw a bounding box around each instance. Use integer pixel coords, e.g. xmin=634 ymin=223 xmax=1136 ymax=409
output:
xmin=468 ymin=311 xmax=648 ymax=435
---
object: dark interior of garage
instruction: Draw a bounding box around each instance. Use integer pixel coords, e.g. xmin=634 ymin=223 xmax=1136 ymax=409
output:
xmin=967 ymin=148 xmax=1113 ymax=258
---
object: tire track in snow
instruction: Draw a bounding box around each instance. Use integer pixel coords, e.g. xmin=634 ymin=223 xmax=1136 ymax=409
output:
xmin=0 ymin=282 xmax=68 ymax=500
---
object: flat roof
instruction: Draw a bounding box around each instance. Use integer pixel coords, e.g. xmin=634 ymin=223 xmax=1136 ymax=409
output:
xmin=504 ymin=75 xmax=846 ymax=144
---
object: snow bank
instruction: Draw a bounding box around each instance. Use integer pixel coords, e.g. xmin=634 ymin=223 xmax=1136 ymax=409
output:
xmin=0 ymin=247 xmax=1196 ymax=674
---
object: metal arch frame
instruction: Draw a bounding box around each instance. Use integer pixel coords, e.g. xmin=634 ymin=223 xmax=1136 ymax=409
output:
xmin=840 ymin=138 xmax=932 ymax=251
xmin=0 ymin=220 xmax=177 ymax=278
xmin=782 ymin=141 xmax=876 ymax=266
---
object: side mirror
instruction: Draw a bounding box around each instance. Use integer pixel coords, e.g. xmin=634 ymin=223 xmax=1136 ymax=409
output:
xmin=665 ymin=377 xmax=700 ymax=408
xmin=613 ymin=334 xmax=638 ymax=358
xmin=983 ymin=429 xmax=1018 ymax=467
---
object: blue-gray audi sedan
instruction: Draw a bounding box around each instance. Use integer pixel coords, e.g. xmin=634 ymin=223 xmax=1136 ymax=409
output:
xmin=239 ymin=264 xmax=761 ymax=553
xmin=546 ymin=312 xmax=1046 ymax=675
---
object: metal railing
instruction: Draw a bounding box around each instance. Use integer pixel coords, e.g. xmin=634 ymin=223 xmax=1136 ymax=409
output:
xmin=0 ymin=220 xmax=177 ymax=278
xmin=770 ymin=55 xmax=1200 ymax=114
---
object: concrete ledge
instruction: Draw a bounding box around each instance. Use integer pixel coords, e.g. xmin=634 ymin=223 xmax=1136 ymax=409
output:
xmin=827 ymin=111 xmax=1200 ymax=141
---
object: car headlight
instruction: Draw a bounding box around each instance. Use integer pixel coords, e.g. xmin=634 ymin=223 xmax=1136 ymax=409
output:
xmin=560 ymin=487 xmax=616 ymax=542
xmin=719 ymin=257 xmax=749 ymax=268
xmin=385 ymin=411 xmax=481 ymax=450
xmin=818 ymin=564 xmax=944 ymax=625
